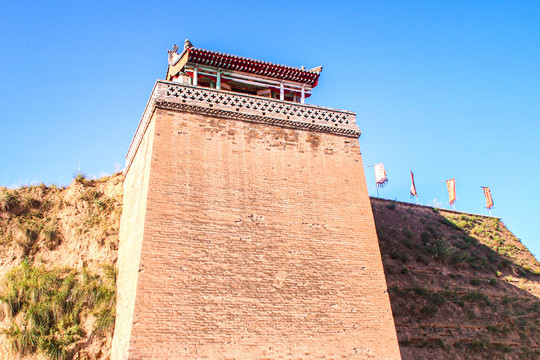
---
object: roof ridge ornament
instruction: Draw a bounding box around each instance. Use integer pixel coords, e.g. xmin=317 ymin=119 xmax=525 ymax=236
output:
xmin=184 ymin=38 xmax=194 ymax=50
xmin=167 ymin=44 xmax=180 ymax=65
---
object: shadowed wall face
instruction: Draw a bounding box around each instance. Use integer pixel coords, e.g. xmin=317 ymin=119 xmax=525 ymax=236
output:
xmin=121 ymin=106 xmax=400 ymax=359
xmin=111 ymin=115 xmax=156 ymax=360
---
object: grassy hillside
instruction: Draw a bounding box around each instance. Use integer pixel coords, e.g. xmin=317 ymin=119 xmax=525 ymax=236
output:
xmin=0 ymin=174 xmax=122 ymax=360
xmin=372 ymin=197 xmax=540 ymax=360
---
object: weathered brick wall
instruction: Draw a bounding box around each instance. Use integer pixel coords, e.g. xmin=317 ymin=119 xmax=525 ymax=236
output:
xmin=112 ymin=115 xmax=156 ymax=360
xmin=122 ymin=107 xmax=400 ymax=359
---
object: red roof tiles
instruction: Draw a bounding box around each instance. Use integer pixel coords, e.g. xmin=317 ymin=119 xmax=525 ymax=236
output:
xmin=185 ymin=47 xmax=320 ymax=87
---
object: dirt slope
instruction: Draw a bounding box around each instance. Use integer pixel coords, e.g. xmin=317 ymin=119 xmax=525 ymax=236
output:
xmin=372 ymin=197 xmax=540 ymax=360
xmin=0 ymin=174 xmax=123 ymax=360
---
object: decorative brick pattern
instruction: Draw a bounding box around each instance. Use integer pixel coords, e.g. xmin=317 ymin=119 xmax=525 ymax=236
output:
xmin=124 ymin=81 xmax=360 ymax=174
xmin=116 ymin=101 xmax=401 ymax=359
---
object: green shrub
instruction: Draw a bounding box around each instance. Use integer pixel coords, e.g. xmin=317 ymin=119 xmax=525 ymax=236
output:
xmin=420 ymin=231 xmax=430 ymax=245
xmin=528 ymin=301 xmax=540 ymax=313
xmin=402 ymin=229 xmax=413 ymax=239
xmin=470 ymin=278 xmax=482 ymax=286
xmin=463 ymin=290 xmax=488 ymax=303
xmin=427 ymin=239 xmax=452 ymax=263
xmin=455 ymin=240 xmax=470 ymax=250
xmin=386 ymin=201 xmax=397 ymax=210
xmin=466 ymin=309 xmax=476 ymax=319
xmin=400 ymin=267 xmax=409 ymax=275
xmin=456 ymin=220 xmax=468 ymax=229
xmin=449 ymin=250 xmax=469 ymax=265
xmin=420 ymin=291 xmax=447 ymax=315
xmin=421 ymin=304 xmax=438 ymax=315
xmin=414 ymin=287 xmax=428 ymax=295
xmin=403 ymin=238 xmax=413 ymax=248
xmin=466 ymin=337 xmax=490 ymax=350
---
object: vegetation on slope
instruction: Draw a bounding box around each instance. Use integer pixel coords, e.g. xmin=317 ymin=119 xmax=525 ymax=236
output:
xmin=0 ymin=261 xmax=116 ymax=360
xmin=372 ymin=198 xmax=540 ymax=360
xmin=0 ymin=173 xmax=122 ymax=360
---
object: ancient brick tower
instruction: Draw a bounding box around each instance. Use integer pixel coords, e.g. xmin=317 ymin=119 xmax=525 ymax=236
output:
xmin=112 ymin=40 xmax=401 ymax=360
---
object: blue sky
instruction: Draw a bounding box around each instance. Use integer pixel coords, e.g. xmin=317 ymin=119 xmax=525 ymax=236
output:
xmin=1 ymin=1 xmax=539 ymax=258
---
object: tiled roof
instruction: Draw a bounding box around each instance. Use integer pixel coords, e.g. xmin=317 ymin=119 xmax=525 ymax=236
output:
xmin=184 ymin=47 xmax=321 ymax=87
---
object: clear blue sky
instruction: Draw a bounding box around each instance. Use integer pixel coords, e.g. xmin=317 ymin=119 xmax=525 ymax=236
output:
xmin=1 ymin=1 xmax=539 ymax=258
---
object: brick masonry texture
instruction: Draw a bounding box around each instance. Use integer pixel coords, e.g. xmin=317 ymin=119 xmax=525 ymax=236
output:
xmin=112 ymin=116 xmax=156 ymax=360
xmin=117 ymin=105 xmax=401 ymax=359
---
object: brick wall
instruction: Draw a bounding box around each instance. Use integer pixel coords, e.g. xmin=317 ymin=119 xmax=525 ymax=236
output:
xmin=118 ymin=107 xmax=401 ymax=359
xmin=112 ymin=115 xmax=156 ymax=360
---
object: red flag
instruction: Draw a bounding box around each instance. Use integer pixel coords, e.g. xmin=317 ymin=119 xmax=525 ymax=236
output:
xmin=482 ymin=187 xmax=494 ymax=209
xmin=410 ymin=171 xmax=417 ymax=197
xmin=374 ymin=163 xmax=388 ymax=188
xmin=446 ymin=179 xmax=456 ymax=205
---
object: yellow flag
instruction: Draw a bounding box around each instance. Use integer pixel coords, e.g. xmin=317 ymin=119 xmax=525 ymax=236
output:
xmin=482 ymin=187 xmax=494 ymax=209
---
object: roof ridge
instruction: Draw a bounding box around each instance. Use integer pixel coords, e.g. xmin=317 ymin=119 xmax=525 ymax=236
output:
xmin=190 ymin=47 xmax=316 ymax=74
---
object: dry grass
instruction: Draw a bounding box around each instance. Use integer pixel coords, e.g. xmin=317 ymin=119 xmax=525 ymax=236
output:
xmin=0 ymin=173 xmax=123 ymax=360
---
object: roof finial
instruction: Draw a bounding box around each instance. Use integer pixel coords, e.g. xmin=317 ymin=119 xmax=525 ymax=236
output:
xmin=168 ymin=44 xmax=180 ymax=65
xmin=184 ymin=38 xmax=194 ymax=50
xmin=168 ymin=44 xmax=179 ymax=56
xmin=309 ymin=66 xmax=323 ymax=74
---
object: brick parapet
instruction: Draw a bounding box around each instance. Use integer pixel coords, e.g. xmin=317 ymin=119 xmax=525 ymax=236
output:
xmin=123 ymin=81 xmax=360 ymax=176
